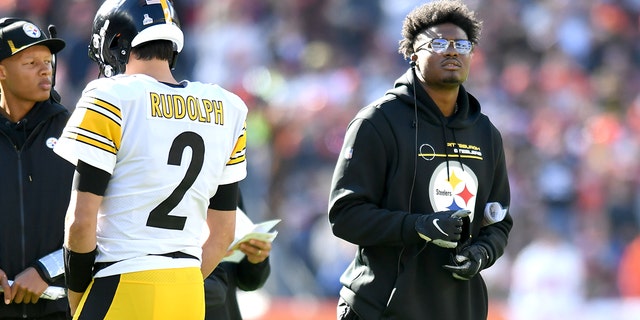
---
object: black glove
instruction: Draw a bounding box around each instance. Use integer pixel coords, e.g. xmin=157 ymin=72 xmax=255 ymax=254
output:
xmin=442 ymin=244 xmax=489 ymax=280
xmin=415 ymin=209 xmax=470 ymax=248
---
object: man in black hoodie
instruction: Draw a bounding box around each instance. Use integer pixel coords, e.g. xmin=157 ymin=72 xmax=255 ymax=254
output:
xmin=328 ymin=1 xmax=512 ymax=319
xmin=0 ymin=18 xmax=73 ymax=319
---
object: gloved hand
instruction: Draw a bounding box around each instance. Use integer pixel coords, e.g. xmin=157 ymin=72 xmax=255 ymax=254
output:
xmin=415 ymin=209 xmax=470 ymax=248
xmin=442 ymin=244 xmax=489 ymax=280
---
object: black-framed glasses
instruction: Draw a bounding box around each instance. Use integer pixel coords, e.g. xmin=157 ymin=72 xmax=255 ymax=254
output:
xmin=416 ymin=38 xmax=473 ymax=55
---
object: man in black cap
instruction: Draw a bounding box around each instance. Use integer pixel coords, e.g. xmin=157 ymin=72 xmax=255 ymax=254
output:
xmin=0 ymin=18 xmax=74 ymax=320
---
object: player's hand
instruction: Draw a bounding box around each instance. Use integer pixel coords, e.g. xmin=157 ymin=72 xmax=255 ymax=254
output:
xmin=0 ymin=269 xmax=11 ymax=304
xmin=239 ymin=240 xmax=271 ymax=264
xmin=415 ymin=210 xmax=470 ymax=248
xmin=442 ymin=244 xmax=489 ymax=280
xmin=10 ymin=267 xmax=47 ymax=304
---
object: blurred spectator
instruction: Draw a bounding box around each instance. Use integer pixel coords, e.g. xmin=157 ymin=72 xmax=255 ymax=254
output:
xmin=618 ymin=235 xmax=640 ymax=298
xmin=508 ymin=227 xmax=586 ymax=320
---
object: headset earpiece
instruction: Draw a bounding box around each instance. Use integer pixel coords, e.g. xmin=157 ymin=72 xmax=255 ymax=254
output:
xmin=410 ymin=54 xmax=418 ymax=67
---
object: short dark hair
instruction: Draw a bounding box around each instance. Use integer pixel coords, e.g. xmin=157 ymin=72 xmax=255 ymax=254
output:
xmin=398 ymin=0 xmax=482 ymax=59
xmin=131 ymin=40 xmax=175 ymax=62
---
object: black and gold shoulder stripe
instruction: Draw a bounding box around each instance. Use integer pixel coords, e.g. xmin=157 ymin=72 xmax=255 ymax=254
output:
xmin=61 ymin=96 xmax=122 ymax=155
xmin=227 ymin=123 xmax=246 ymax=166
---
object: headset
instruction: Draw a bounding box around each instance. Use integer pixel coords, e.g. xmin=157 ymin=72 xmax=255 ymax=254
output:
xmin=408 ymin=54 xmax=419 ymax=213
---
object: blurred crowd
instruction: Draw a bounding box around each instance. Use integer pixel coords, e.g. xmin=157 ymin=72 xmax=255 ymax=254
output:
xmin=5 ymin=0 xmax=640 ymax=318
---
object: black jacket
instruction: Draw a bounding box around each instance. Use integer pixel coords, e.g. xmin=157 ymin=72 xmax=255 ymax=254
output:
xmin=0 ymin=98 xmax=74 ymax=318
xmin=329 ymin=69 xmax=512 ymax=320
xmin=204 ymin=257 xmax=270 ymax=320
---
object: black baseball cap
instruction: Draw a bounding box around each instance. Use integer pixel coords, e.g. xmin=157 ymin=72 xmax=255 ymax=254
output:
xmin=0 ymin=18 xmax=65 ymax=61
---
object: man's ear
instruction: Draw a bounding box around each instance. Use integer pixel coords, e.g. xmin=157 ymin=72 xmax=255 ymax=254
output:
xmin=0 ymin=65 xmax=7 ymax=80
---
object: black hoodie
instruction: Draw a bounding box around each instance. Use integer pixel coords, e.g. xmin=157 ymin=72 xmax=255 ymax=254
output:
xmin=329 ymin=68 xmax=512 ymax=320
xmin=0 ymin=98 xmax=74 ymax=318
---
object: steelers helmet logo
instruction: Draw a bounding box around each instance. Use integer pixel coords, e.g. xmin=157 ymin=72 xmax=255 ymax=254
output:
xmin=22 ymin=23 xmax=42 ymax=38
xmin=428 ymin=161 xmax=478 ymax=222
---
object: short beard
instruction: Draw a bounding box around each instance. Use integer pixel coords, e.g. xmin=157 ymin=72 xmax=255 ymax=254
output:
xmin=442 ymin=75 xmax=463 ymax=85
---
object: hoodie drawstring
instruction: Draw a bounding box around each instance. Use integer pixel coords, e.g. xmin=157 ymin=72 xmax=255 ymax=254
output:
xmin=440 ymin=121 xmax=451 ymax=181
xmin=451 ymin=129 xmax=464 ymax=172
xmin=441 ymin=119 xmax=465 ymax=182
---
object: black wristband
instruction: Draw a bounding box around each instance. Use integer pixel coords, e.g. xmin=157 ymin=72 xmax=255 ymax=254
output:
xmin=63 ymin=246 xmax=97 ymax=292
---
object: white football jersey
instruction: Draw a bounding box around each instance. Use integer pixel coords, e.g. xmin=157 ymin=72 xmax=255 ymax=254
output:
xmin=55 ymin=74 xmax=247 ymax=276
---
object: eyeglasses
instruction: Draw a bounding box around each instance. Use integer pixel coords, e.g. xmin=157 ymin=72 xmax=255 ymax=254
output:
xmin=416 ymin=38 xmax=473 ymax=55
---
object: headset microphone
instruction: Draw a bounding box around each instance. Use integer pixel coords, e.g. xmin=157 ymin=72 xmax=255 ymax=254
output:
xmin=47 ymin=25 xmax=57 ymax=88
xmin=47 ymin=24 xmax=62 ymax=103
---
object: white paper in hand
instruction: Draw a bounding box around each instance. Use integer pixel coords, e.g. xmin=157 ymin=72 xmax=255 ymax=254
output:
xmin=223 ymin=208 xmax=280 ymax=263
xmin=0 ymin=280 xmax=66 ymax=300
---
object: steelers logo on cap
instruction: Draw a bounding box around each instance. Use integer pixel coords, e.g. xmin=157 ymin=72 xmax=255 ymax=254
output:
xmin=22 ymin=23 xmax=42 ymax=38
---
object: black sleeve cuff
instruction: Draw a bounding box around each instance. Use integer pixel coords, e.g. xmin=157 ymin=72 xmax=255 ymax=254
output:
xmin=236 ymin=257 xmax=270 ymax=291
xmin=74 ymin=160 xmax=111 ymax=196
xmin=209 ymin=182 xmax=239 ymax=211
xmin=32 ymin=249 xmax=65 ymax=285
xmin=475 ymin=241 xmax=494 ymax=268
xmin=32 ymin=261 xmax=54 ymax=285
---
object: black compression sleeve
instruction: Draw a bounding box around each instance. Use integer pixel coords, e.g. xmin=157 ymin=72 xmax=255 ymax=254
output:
xmin=237 ymin=189 xmax=245 ymax=212
xmin=209 ymin=182 xmax=239 ymax=211
xmin=73 ymin=160 xmax=111 ymax=196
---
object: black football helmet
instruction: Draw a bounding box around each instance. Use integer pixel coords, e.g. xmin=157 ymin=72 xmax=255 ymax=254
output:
xmin=88 ymin=0 xmax=183 ymax=77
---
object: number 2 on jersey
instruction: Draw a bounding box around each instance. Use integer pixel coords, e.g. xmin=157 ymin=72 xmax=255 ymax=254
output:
xmin=146 ymin=132 xmax=205 ymax=230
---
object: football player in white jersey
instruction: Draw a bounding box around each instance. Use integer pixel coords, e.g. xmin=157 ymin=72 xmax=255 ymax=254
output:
xmin=53 ymin=1 xmax=248 ymax=319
